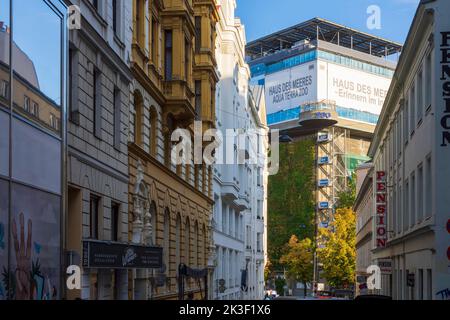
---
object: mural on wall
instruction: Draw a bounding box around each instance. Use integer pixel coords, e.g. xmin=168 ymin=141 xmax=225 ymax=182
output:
xmin=0 ymin=179 xmax=8 ymax=300
xmin=4 ymin=183 xmax=61 ymax=300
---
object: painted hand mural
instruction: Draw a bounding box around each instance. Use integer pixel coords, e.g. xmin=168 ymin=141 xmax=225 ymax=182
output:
xmin=12 ymin=212 xmax=32 ymax=300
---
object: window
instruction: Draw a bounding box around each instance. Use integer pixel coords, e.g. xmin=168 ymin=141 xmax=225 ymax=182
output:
xmin=68 ymin=47 xmax=80 ymax=124
xmin=135 ymin=0 xmax=144 ymax=46
xmin=185 ymin=38 xmax=190 ymax=82
xmin=418 ymin=165 xmax=423 ymax=222
xmin=93 ymin=68 xmax=102 ymax=139
xmin=149 ymin=107 xmax=157 ymax=156
xmin=195 ymin=16 xmax=201 ymax=53
xmin=222 ymin=204 xmax=227 ymax=233
xmin=0 ymin=80 xmax=9 ymax=99
xmin=426 ymin=269 xmax=432 ymax=300
xmin=112 ymin=0 xmax=119 ymax=35
xmin=111 ymin=202 xmax=120 ymax=241
xmin=410 ymin=172 xmax=416 ymax=227
xmin=417 ymin=69 xmax=423 ymax=122
xmin=176 ymin=215 xmax=181 ymax=269
xmin=404 ymin=180 xmax=409 ymax=231
xmin=31 ymin=102 xmax=39 ymax=118
xmin=246 ymin=225 xmax=251 ymax=249
xmin=418 ymin=269 xmax=423 ymax=300
xmin=194 ymin=222 xmax=199 ymax=267
xmin=195 ymin=80 xmax=201 ymax=120
xmin=409 ymin=84 xmax=415 ymax=134
xmin=24 ymin=96 xmax=30 ymax=113
xmin=151 ymin=18 xmax=158 ymax=63
xmin=50 ymin=113 xmax=60 ymax=131
xmin=164 ymin=30 xmax=173 ymax=80
xmin=113 ymin=88 xmax=121 ymax=150
xmin=185 ymin=219 xmax=190 ymax=265
xmin=163 ymin=210 xmax=170 ymax=272
xmin=134 ymin=91 xmax=143 ymax=146
xmin=257 ymin=233 xmax=261 ymax=252
xmin=425 ymin=52 xmax=432 ymax=110
xmin=403 ymin=99 xmax=409 ymax=144
xmin=425 ymin=156 xmax=432 ymax=217
xmin=90 ymin=195 xmax=100 ymax=239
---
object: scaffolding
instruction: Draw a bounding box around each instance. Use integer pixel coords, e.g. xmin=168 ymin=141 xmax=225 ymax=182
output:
xmin=315 ymin=125 xmax=349 ymax=229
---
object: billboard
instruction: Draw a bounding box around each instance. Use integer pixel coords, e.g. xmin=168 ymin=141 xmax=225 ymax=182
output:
xmin=317 ymin=60 xmax=391 ymax=115
xmin=264 ymin=61 xmax=317 ymax=115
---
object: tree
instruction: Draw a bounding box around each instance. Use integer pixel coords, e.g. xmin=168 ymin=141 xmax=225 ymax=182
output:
xmin=279 ymin=235 xmax=313 ymax=297
xmin=318 ymin=208 xmax=356 ymax=288
xmin=268 ymin=139 xmax=315 ymax=270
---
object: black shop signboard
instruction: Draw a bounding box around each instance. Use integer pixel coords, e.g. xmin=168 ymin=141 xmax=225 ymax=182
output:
xmin=83 ymin=240 xmax=163 ymax=269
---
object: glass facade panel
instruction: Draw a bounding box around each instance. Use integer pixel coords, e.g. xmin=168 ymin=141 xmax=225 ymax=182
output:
xmin=0 ymin=0 xmax=66 ymax=300
xmin=267 ymin=105 xmax=379 ymax=125
xmin=13 ymin=0 xmax=62 ymax=134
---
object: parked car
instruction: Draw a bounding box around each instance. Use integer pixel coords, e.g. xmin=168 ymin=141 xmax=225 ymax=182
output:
xmin=317 ymin=291 xmax=333 ymax=299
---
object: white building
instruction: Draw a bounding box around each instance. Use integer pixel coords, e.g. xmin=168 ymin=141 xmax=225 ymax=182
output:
xmin=357 ymin=0 xmax=450 ymax=300
xmin=212 ymin=0 xmax=268 ymax=300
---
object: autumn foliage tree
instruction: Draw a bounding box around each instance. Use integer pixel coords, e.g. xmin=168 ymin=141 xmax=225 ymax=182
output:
xmin=317 ymin=208 xmax=356 ymax=288
xmin=279 ymin=235 xmax=314 ymax=297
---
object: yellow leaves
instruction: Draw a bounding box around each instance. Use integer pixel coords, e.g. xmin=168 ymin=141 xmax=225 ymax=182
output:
xmin=280 ymin=235 xmax=314 ymax=282
xmin=317 ymin=208 xmax=356 ymax=287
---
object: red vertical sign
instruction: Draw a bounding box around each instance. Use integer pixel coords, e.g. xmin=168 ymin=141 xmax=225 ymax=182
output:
xmin=376 ymin=171 xmax=387 ymax=248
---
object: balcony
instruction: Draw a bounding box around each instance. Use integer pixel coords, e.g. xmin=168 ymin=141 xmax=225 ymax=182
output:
xmin=163 ymin=80 xmax=195 ymax=124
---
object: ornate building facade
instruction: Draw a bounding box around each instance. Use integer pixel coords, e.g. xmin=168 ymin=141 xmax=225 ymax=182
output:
xmin=212 ymin=0 xmax=268 ymax=300
xmin=128 ymin=0 xmax=219 ymax=300
xmin=65 ymin=0 xmax=133 ymax=300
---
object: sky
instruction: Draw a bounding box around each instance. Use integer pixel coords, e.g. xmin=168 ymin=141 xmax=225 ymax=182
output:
xmin=0 ymin=0 xmax=62 ymax=105
xmin=236 ymin=0 xmax=420 ymax=45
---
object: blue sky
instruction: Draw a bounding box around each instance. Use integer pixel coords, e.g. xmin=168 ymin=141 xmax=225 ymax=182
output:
xmin=236 ymin=0 xmax=420 ymax=44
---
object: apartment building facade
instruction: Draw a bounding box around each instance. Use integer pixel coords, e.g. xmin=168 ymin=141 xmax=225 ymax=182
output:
xmin=65 ymin=0 xmax=134 ymax=300
xmin=128 ymin=0 xmax=219 ymax=300
xmin=356 ymin=0 xmax=450 ymax=300
xmin=212 ymin=0 xmax=268 ymax=300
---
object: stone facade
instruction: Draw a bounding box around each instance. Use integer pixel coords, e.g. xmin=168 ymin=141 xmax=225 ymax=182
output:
xmin=128 ymin=0 xmax=219 ymax=300
xmin=65 ymin=0 xmax=133 ymax=300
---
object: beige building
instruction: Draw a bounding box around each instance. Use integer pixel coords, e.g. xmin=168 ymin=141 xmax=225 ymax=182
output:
xmin=355 ymin=0 xmax=450 ymax=300
xmin=354 ymin=163 xmax=374 ymax=296
xmin=128 ymin=0 xmax=219 ymax=300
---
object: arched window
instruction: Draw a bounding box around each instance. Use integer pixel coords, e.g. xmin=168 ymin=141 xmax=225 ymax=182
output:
xmin=193 ymin=222 xmax=199 ymax=268
xmin=149 ymin=106 xmax=158 ymax=157
xmin=203 ymin=225 xmax=207 ymax=267
xmin=133 ymin=90 xmax=143 ymax=146
xmin=150 ymin=201 xmax=157 ymax=246
xmin=176 ymin=214 xmax=181 ymax=271
xmin=163 ymin=209 xmax=170 ymax=274
xmin=164 ymin=114 xmax=175 ymax=168
xmin=184 ymin=218 xmax=190 ymax=265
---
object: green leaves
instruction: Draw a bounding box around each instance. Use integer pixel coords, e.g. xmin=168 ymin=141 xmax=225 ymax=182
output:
xmin=268 ymin=139 xmax=315 ymax=270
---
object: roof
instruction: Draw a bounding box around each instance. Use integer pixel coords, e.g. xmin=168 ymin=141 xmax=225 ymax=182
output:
xmin=246 ymin=17 xmax=403 ymax=60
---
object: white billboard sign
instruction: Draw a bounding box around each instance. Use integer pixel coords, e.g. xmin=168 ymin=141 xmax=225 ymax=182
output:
xmin=264 ymin=62 xmax=317 ymax=115
xmin=318 ymin=61 xmax=391 ymax=115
